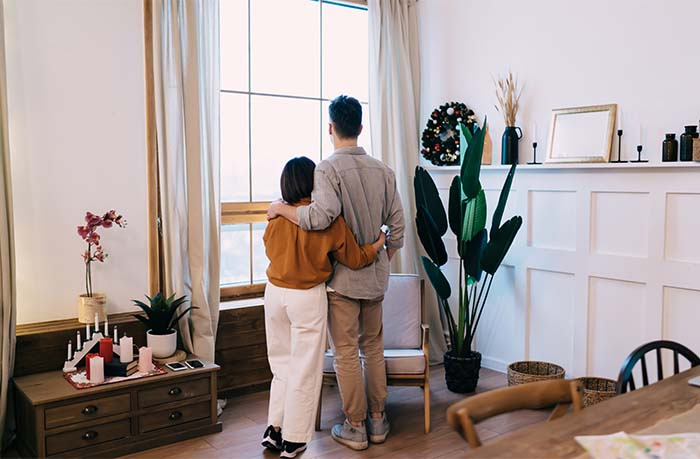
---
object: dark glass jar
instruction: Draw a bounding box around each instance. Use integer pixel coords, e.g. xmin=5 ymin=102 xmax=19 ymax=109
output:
xmin=501 ymin=126 xmax=522 ymax=165
xmin=680 ymin=126 xmax=697 ymax=161
xmin=663 ymin=133 xmax=678 ymax=162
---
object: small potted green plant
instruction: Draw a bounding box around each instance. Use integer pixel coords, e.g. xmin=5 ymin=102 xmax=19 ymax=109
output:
xmin=131 ymin=293 xmax=196 ymax=358
xmin=415 ymin=118 xmax=522 ymax=393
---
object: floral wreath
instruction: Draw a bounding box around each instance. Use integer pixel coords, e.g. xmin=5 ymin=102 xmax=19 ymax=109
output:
xmin=421 ymin=102 xmax=477 ymax=166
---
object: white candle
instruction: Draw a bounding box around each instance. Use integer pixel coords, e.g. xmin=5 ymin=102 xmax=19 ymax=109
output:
xmin=94 ymin=312 xmax=99 ymax=335
xmin=120 ymin=336 xmax=133 ymax=363
xmin=618 ymin=108 xmax=623 ymax=131
xmin=104 ymin=316 xmax=109 ymax=336
xmin=639 ymin=123 xmax=643 ymax=145
xmin=138 ymin=346 xmax=153 ymax=373
xmin=89 ymin=355 xmax=104 ymax=383
xmin=67 ymin=339 xmax=73 ymax=361
xmin=113 ymin=326 xmax=118 ymax=343
xmin=77 ymin=331 xmax=82 ymax=351
xmin=86 ymin=321 xmax=90 ymax=340
xmin=533 ymin=122 xmax=538 ymax=142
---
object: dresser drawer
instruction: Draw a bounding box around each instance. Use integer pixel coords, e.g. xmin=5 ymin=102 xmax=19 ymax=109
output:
xmin=45 ymin=418 xmax=131 ymax=455
xmin=137 ymin=377 xmax=209 ymax=408
xmin=44 ymin=393 xmax=131 ymax=430
xmin=138 ymin=400 xmax=210 ymax=433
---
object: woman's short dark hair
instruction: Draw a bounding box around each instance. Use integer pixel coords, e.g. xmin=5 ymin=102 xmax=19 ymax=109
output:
xmin=329 ymin=95 xmax=362 ymax=139
xmin=280 ymin=156 xmax=316 ymax=204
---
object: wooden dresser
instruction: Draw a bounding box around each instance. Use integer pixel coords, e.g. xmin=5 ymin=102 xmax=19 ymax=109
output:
xmin=13 ymin=361 xmax=222 ymax=457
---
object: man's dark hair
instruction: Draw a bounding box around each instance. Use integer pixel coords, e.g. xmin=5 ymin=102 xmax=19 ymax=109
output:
xmin=280 ymin=156 xmax=316 ymax=204
xmin=328 ymin=95 xmax=362 ymax=139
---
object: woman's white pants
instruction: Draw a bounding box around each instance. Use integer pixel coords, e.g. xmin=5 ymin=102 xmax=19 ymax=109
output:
xmin=264 ymin=282 xmax=328 ymax=443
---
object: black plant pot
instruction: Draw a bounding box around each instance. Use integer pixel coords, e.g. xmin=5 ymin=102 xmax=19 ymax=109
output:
xmin=444 ymin=350 xmax=482 ymax=393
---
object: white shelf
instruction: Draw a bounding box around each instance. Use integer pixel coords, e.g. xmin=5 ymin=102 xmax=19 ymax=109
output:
xmin=422 ymin=162 xmax=700 ymax=172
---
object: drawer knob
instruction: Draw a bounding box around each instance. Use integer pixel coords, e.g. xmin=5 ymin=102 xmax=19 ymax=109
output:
xmin=82 ymin=430 xmax=99 ymax=441
xmin=82 ymin=405 xmax=98 ymax=415
xmin=169 ymin=410 xmax=183 ymax=421
xmin=168 ymin=387 xmax=182 ymax=396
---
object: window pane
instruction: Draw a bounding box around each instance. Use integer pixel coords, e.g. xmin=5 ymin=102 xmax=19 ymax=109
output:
xmin=322 ymin=1 xmax=368 ymax=101
xmin=250 ymin=0 xmax=320 ymax=97
xmin=220 ymin=0 xmax=248 ymax=91
xmin=221 ymin=93 xmax=250 ymax=202
xmin=221 ymin=224 xmax=251 ymax=285
xmin=251 ymin=95 xmax=320 ymax=201
xmin=252 ymin=222 xmax=268 ymax=283
xmin=321 ymin=101 xmax=372 ymax=158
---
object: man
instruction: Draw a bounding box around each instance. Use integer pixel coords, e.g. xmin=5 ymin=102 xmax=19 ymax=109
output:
xmin=267 ymin=95 xmax=405 ymax=451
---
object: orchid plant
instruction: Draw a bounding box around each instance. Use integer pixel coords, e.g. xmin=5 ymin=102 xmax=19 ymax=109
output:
xmin=77 ymin=210 xmax=126 ymax=297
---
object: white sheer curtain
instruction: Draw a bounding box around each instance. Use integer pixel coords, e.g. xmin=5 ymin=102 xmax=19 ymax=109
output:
xmin=0 ymin=1 xmax=15 ymax=449
xmin=151 ymin=0 xmax=220 ymax=363
xmin=368 ymin=0 xmax=447 ymax=361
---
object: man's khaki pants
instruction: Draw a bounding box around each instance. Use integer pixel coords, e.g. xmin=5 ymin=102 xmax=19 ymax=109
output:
xmin=328 ymin=290 xmax=387 ymax=423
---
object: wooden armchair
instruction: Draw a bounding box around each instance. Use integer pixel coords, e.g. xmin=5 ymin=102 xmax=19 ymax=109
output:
xmin=447 ymin=379 xmax=584 ymax=448
xmin=316 ymin=274 xmax=431 ymax=433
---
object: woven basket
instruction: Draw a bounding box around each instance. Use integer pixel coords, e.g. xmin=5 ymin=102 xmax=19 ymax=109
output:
xmin=578 ymin=377 xmax=617 ymax=407
xmin=507 ymin=361 xmax=565 ymax=386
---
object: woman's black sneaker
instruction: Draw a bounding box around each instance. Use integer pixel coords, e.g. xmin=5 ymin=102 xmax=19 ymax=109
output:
xmin=280 ymin=440 xmax=307 ymax=458
xmin=261 ymin=425 xmax=283 ymax=451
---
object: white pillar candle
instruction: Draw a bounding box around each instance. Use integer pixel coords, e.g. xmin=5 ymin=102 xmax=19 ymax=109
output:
xmin=618 ymin=108 xmax=623 ymax=130
xmin=77 ymin=331 xmax=82 ymax=351
xmin=104 ymin=316 xmax=109 ymax=336
xmin=113 ymin=326 xmax=118 ymax=343
xmin=86 ymin=321 xmax=90 ymax=340
xmin=94 ymin=312 xmax=99 ymax=335
xmin=67 ymin=340 xmax=72 ymax=361
xmin=120 ymin=336 xmax=134 ymax=363
xmin=138 ymin=346 xmax=153 ymax=373
xmin=89 ymin=355 xmax=104 ymax=384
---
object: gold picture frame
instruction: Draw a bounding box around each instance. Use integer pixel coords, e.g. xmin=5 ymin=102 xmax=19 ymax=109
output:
xmin=546 ymin=104 xmax=617 ymax=163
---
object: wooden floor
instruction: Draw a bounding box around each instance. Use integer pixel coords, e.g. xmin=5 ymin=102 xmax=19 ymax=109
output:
xmin=124 ymin=366 xmax=549 ymax=459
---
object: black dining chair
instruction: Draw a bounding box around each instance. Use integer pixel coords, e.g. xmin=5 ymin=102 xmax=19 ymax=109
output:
xmin=616 ymin=340 xmax=700 ymax=394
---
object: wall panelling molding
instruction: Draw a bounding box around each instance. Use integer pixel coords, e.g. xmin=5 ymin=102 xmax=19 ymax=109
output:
xmin=428 ymin=164 xmax=700 ymax=379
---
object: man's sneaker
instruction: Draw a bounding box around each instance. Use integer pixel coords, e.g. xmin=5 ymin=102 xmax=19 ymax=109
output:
xmin=280 ymin=441 xmax=307 ymax=458
xmin=367 ymin=413 xmax=390 ymax=443
xmin=331 ymin=420 xmax=369 ymax=450
xmin=261 ymin=425 xmax=283 ymax=451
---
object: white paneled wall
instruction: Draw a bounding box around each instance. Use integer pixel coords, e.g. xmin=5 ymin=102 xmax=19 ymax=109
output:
xmin=429 ymin=163 xmax=700 ymax=379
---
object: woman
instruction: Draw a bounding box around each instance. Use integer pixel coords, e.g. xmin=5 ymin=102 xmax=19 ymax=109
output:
xmin=262 ymin=156 xmax=385 ymax=458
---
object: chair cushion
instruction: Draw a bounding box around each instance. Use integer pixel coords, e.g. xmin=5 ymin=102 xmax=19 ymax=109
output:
xmin=382 ymin=274 xmax=422 ymax=349
xmin=324 ymin=349 xmax=426 ymax=375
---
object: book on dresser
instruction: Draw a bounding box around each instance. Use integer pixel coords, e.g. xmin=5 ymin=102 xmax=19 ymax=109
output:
xmin=104 ymin=360 xmax=139 ymax=377
xmin=12 ymin=357 xmax=222 ymax=458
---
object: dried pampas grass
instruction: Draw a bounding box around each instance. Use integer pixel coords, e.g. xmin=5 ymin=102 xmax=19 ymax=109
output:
xmin=494 ymin=71 xmax=523 ymax=127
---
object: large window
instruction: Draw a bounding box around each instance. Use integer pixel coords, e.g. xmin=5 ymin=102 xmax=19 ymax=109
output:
xmin=220 ymin=0 xmax=370 ymax=299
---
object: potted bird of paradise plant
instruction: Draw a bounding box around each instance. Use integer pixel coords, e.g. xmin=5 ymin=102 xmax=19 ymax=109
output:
xmin=76 ymin=210 xmax=126 ymax=323
xmin=415 ymin=118 xmax=522 ymax=393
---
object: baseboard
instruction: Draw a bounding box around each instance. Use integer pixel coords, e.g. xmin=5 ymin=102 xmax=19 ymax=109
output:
xmin=480 ymin=355 xmax=508 ymax=373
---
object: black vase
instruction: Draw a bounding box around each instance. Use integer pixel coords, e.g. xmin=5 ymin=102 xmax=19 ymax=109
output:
xmin=443 ymin=350 xmax=481 ymax=393
xmin=663 ymin=133 xmax=678 ymax=162
xmin=680 ymin=126 xmax=697 ymax=161
xmin=501 ymin=126 xmax=522 ymax=165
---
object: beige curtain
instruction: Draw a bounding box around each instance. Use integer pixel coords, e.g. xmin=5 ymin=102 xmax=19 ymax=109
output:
xmin=0 ymin=1 xmax=15 ymax=449
xmin=368 ymin=0 xmax=447 ymax=362
xmin=151 ymin=0 xmax=220 ymax=363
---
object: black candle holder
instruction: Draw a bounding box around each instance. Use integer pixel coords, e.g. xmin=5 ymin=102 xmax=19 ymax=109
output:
xmin=610 ymin=129 xmax=627 ymax=163
xmin=528 ymin=142 xmax=541 ymax=165
xmin=630 ymin=144 xmax=648 ymax=163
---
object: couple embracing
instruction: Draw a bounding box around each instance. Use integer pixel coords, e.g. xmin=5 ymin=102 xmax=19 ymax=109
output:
xmin=261 ymin=95 xmax=405 ymax=458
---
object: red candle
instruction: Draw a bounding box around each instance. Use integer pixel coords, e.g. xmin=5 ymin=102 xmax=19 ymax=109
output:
xmin=85 ymin=352 xmax=99 ymax=379
xmin=99 ymin=338 xmax=113 ymax=363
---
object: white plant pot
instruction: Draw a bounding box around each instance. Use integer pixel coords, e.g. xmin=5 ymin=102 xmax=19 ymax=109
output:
xmin=147 ymin=330 xmax=177 ymax=358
